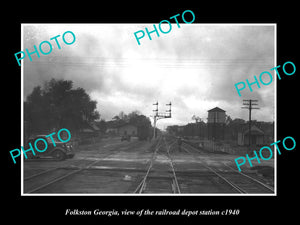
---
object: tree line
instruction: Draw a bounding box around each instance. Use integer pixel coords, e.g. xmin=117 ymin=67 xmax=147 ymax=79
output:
xmin=24 ymin=78 xmax=152 ymax=140
xmin=101 ymin=111 xmax=152 ymax=140
xmin=167 ymin=117 xmax=274 ymax=143
xmin=25 ymin=78 xmax=100 ymax=137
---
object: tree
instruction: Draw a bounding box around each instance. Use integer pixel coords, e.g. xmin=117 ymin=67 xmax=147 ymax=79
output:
xmin=166 ymin=125 xmax=179 ymax=136
xmin=132 ymin=114 xmax=151 ymax=140
xmin=225 ymin=118 xmax=246 ymax=140
xmin=192 ymin=115 xmax=201 ymax=123
xmin=112 ymin=115 xmax=120 ymax=121
xmin=225 ymin=115 xmax=233 ymax=125
xmin=24 ymin=78 xmax=100 ymax=135
xmin=24 ymin=86 xmax=50 ymax=135
xmin=112 ymin=111 xmax=151 ymax=140
xmin=95 ymin=119 xmax=107 ymax=134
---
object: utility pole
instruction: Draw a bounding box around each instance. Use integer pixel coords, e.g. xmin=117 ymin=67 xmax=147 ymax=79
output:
xmin=153 ymin=102 xmax=158 ymax=140
xmin=152 ymin=101 xmax=172 ymax=140
xmin=242 ymin=99 xmax=259 ymax=151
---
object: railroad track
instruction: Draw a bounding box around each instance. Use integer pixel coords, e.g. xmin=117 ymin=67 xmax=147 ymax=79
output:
xmin=182 ymin=142 xmax=274 ymax=194
xmin=24 ymin=135 xmax=274 ymax=194
xmin=133 ymin=136 xmax=181 ymax=194
xmin=24 ymin=158 xmax=101 ymax=193
xmin=24 ymin=140 xmax=142 ymax=194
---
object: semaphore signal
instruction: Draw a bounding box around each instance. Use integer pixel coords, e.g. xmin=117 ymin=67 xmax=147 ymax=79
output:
xmin=151 ymin=101 xmax=172 ymax=139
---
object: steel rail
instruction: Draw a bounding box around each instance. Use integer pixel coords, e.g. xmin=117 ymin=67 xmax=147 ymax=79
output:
xmin=24 ymin=167 xmax=60 ymax=181
xmin=183 ymin=141 xmax=274 ymax=193
xmin=25 ymin=141 xmax=141 ymax=193
xmin=24 ymin=157 xmax=93 ymax=181
xmin=24 ymin=139 xmax=143 ymax=181
xmin=133 ymin=137 xmax=163 ymax=193
xmin=26 ymin=159 xmax=102 ymax=193
xmin=133 ymin=159 xmax=154 ymax=193
xmin=181 ymin=142 xmax=205 ymax=154
xmin=223 ymin=163 xmax=274 ymax=192
xmin=181 ymin=145 xmax=246 ymax=194
xmin=134 ymin=136 xmax=181 ymax=194
xmin=163 ymin=137 xmax=181 ymax=194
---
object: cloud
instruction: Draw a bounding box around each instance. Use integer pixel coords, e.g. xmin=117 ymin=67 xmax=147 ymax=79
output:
xmin=23 ymin=24 xmax=275 ymax=128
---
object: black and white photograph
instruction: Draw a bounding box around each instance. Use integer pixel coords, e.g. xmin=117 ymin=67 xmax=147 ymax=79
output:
xmin=4 ymin=3 xmax=299 ymax=224
xmin=22 ymin=24 xmax=276 ymax=195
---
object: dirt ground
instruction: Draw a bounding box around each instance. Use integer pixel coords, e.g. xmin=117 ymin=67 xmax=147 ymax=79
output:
xmin=23 ymin=137 xmax=275 ymax=194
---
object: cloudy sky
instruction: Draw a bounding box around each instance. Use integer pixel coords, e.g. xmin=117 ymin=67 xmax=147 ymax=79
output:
xmin=23 ymin=24 xmax=275 ymax=129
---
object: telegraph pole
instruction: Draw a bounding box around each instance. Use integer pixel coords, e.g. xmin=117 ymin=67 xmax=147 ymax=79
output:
xmin=241 ymin=99 xmax=260 ymax=151
xmin=152 ymin=102 xmax=172 ymax=140
xmin=153 ymin=102 xmax=158 ymax=140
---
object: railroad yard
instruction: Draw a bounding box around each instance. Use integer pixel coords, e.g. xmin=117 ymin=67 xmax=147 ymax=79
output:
xmin=23 ymin=135 xmax=275 ymax=194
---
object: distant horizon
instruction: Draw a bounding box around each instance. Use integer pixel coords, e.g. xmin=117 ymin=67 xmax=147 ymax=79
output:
xmin=23 ymin=24 xmax=276 ymax=130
